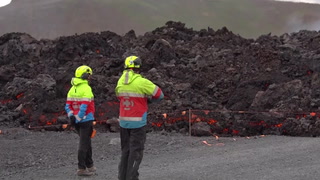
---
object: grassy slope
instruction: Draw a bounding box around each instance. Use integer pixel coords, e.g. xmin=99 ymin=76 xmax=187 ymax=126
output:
xmin=1 ymin=0 xmax=320 ymax=39
xmin=102 ymin=0 xmax=320 ymax=37
xmin=98 ymin=0 xmax=266 ymax=37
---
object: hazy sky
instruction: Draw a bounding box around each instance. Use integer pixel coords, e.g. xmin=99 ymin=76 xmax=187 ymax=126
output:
xmin=0 ymin=0 xmax=11 ymax=8
xmin=274 ymin=0 xmax=320 ymax=4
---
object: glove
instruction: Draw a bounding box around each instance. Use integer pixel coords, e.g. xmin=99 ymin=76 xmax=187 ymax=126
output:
xmin=69 ymin=115 xmax=76 ymax=127
xmin=147 ymin=96 xmax=153 ymax=104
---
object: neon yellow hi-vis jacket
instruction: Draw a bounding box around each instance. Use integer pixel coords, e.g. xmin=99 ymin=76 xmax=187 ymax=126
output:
xmin=65 ymin=78 xmax=95 ymax=123
xmin=115 ymin=69 xmax=164 ymax=128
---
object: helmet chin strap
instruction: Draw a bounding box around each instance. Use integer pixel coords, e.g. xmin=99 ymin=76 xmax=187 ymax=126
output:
xmin=81 ymin=73 xmax=90 ymax=79
xmin=133 ymin=68 xmax=140 ymax=73
xmin=126 ymin=68 xmax=140 ymax=73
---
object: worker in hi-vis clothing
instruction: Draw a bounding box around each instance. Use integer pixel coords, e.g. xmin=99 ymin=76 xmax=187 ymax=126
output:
xmin=115 ymin=56 xmax=164 ymax=180
xmin=65 ymin=65 xmax=96 ymax=176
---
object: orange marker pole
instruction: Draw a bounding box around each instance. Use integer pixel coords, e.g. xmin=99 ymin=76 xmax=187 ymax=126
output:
xmin=91 ymin=129 xmax=97 ymax=138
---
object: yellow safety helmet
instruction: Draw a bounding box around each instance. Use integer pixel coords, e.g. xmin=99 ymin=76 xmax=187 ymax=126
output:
xmin=124 ymin=56 xmax=142 ymax=69
xmin=75 ymin=65 xmax=93 ymax=79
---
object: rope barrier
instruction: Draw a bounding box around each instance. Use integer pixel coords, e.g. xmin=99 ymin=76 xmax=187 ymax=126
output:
xmin=190 ymin=109 xmax=318 ymax=115
xmin=27 ymin=120 xmax=104 ymax=130
xmin=26 ymin=108 xmax=319 ymax=130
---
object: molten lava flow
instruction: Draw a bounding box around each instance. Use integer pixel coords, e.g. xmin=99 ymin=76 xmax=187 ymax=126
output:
xmin=162 ymin=115 xmax=188 ymax=124
xmin=207 ymin=119 xmax=217 ymax=125
xmin=16 ymin=93 xmax=24 ymax=99
xmin=232 ymin=129 xmax=239 ymax=135
xmin=39 ymin=115 xmax=47 ymax=125
xmin=273 ymin=123 xmax=283 ymax=128
xmin=223 ymin=128 xmax=229 ymax=133
xmin=151 ymin=122 xmax=163 ymax=127
xmin=0 ymin=99 xmax=12 ymax=104
xmin=296 ymin=114 xmax=307 ymax=119
xmin=249 ymin=121 xmax=266 ymax=126
xmin=51 ymin=118 xmax=57 ymax=124
xmin=18 ymin=99 xmax=312 ymax=136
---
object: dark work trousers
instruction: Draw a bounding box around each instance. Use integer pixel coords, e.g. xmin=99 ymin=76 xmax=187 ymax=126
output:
xmin=118 ymin=126 xmax=146 ymax=180
xmin=75 ymin=121 xmax=94 ymax=170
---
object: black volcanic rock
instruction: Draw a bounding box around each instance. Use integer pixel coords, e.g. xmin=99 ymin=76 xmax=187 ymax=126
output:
xmin=1 ymin=21 xmax=320 ymax=136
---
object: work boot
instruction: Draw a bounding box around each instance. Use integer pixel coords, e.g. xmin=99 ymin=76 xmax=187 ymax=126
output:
xmin=77 ymin=169 xmax=93 ymax=176
xmin=87 ymin=166 xmax=96 ymax=172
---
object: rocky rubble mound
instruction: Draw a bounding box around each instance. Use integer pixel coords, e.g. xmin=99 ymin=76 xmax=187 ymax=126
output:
xmin=1 ymin=21 xmax=320 ymax=136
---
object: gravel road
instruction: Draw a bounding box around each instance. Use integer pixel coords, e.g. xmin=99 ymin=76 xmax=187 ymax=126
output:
xmin=1 ymin=127 xmax=320 ymax=180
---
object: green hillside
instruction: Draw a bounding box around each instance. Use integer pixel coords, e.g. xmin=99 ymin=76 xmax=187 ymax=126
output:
xmin=1 ymin=0 xmax=320 ymax=39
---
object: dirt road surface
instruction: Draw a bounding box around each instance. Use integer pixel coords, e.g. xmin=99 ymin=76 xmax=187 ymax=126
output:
xmin=1 ymin=128 xmax=320 ymax=180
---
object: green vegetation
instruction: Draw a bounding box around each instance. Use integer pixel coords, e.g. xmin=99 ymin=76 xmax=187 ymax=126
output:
xmin=93 ymin=0 xmax=320 ymax=38
xmin=2 ymin=0 xmax=320 ymax=39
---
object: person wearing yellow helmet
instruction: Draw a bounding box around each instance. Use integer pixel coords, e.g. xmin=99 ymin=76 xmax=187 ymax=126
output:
xmin=124 ymin=55 xmax=142 ymax=69
xmin=74 ymin=65 xmax=93 ymax=79
xmin=65 ymin=65 xmax=96 ymax=176
xmin=115 ymin=56 xmax=164 ymax=180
